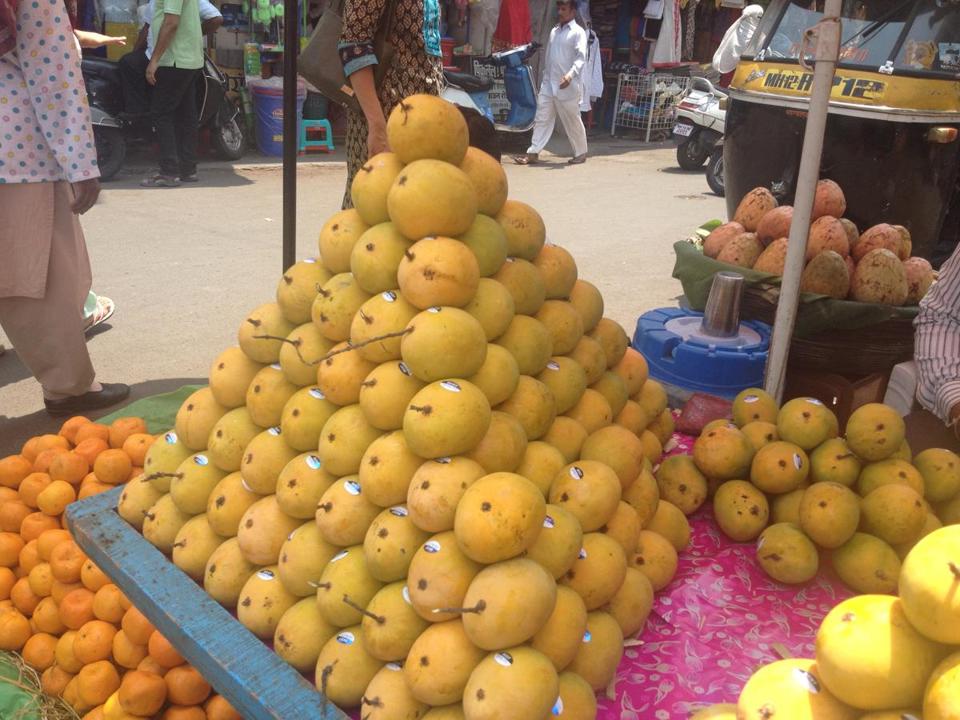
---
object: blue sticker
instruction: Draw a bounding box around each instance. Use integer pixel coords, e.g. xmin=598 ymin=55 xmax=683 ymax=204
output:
xmin=306 ymin=455 xmax=322 ymax=470
xmin=164 ymin=431 xmax=178 ymax=444
xmin=194 ymin=455 xmax=209 ymax=466
xmin=336 ymin=632 xmax=355 ymax=645
xmin=424 ymin=541 xmax=441 ymax=554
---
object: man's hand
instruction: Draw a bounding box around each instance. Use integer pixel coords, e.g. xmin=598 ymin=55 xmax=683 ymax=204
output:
xmin=367 ymin=121 xmax=388 ymax=157
xmin=70 ymin=179 xmax=101 ymax=215
xmin=559 ymin=73 xmax=572 ymax=89
xmin=74 ymin=30 xmax=128 ymax=48
xmin=146 ymin=58 xmax=159 ymax=86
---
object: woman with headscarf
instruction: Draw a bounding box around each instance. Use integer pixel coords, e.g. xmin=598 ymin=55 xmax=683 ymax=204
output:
xmin=338 ymin=0 xmax=444 ymax=207
xmin=0 ymin=0 xmax=129 ymax=413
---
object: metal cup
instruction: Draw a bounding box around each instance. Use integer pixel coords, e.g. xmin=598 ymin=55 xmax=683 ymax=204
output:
xmin=701 ymin=271 xmax=745 ymax=338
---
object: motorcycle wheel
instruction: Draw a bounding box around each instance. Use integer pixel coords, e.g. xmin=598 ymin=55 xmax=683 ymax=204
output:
xmin=212 ymin=114 xmax=246 ymax=161
xmin=676 ymin=137 xmax=709 ymax=170
xmin=93 ymin=126 xmax=126 ymax=181
xmin=706 ymin=147 xmax=725 ymax=197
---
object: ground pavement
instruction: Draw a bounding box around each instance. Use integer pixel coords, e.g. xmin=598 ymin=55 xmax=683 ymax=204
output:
xmin=0 ymin=135 xmax=725 ymax=454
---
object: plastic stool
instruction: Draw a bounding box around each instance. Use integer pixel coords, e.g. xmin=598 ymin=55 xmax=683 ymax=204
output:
xmin=299 ymin=118 xmax=334 ymax=153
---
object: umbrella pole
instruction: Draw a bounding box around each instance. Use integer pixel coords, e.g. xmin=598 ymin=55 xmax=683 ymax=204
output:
xmin=763 ymin=0 xmax=842 ymax=402
xmin=281 ymin=0 xmax=299 ymax=272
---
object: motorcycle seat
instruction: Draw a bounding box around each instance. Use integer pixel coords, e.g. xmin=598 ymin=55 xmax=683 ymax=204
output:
xmin=444 ymin=70 xmax=493 ymax=94
xmin=82 ymin=57 xmax=121 ymax=84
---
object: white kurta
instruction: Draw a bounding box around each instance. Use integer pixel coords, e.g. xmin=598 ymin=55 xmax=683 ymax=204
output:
xmin=528 ymin=20 xmax=589 ymax=157
xmin=580 ymin=30 xmax=604 ymax=112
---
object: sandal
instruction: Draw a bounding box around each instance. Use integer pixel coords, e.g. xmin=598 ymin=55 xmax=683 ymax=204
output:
xmin=513 ymin=153 xmax=538 ymax=165
xmin=140 ymin=174 xmax=181 ymax=188
xmin=84 ymin=295 xmax=116 ymax=333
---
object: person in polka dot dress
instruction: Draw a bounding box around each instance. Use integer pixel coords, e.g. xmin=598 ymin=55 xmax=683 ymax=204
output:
xmin=0 ymin=0 xmax=129 ymax=414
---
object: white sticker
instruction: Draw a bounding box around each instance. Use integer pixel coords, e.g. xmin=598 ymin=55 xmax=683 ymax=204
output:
xmin=399 ymin=362 xmax=413 ymax=377
xmin=494 ymin=652 xmax=513 ymax=667
xmin=306 ymin=455 xmax=322 ymax=470
xmin=386 ymin=662 xmax=401 ymax=671
xmin=434 ymin=457 xmax=452 ymax=464
xmin=240 ymin=478 xmax=256 ymax=493
xmin=440 ymin=380 xmax=461 ymax=393
xmin=287 ymin=528 xmax=298 ymax=541
xmin=345 ymin=480 xmax=362 ymax=496
xmin=569 ymin=466 xmax=584 ymax=480
xmin=806 ymin=398 xmax=823 ymax=406
xmin=583 ymin=630 xmax=592 ymax=643
xmin=424 ymin=540 xmax=441 ymax=554
xmin=164 ymin=431 xmax=178 ymax=444
xmin=792 ymin=667 xmax=820 ymax=693
xmin=304 ymin=257 xmax=317 ymax=264
xmin=743 ymin=395 xmax=759 ymax=403
xmin=505 ymin=257 xmax=515 ymax=263
xmin=194 ymin=455 xmax=209 ymax=466
xmin=381 ymin=291 xmax=398 ymax=302
xmin=330 ymin=550 xmax=349 ymax=563
xmin=543 ymin=516 xmax=556 ymax=529
xmin=269 ymin=427 xmax=282 ymax=436
xmin=336 ymin=632 xmax=355 ymax=645
xmin=428 ymin=307 xmax=442 ymax=314
xmin=578 ymin=548 xmax=587 ymax=560
xmin=547 ymin=361 xmax=560 ymax=371
xmin=793 ymin=454 xmax=803 ymax=470
xmin=271 ymin=363 xmax=282 ymax=370
xmin=402 ymin=586 xmax=412 ymax=604
xmin=756 ymin=535 xmax=765 ymax=551
xmin=390 ymin=506 xmax=408 ymax=517
xmin=552 ymin=698 xmax=564 ymax=716
xmin=309 ymin=388 xmax=326 ymax=400
xmin=257 ymin=569 xmax=275 ymax=581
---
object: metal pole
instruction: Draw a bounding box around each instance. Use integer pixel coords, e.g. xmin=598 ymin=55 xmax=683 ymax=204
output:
xmin=281 ymin=0 xmax=299 ymax=272
xmin=763 ymin=0 xmax=842 ymax=402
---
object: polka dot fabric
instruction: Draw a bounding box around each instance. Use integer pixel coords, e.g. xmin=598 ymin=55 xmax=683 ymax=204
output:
xmin=0 ymin=0 xmax=99 ymax=183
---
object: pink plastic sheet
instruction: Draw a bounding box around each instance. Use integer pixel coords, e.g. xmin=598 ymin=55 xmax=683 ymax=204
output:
xmin=596 ymin=432 xmax=854 ymax=719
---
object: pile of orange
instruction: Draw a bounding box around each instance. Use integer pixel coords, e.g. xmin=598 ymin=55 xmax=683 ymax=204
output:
xmin=0 ymin=417 xmax=240 ymax=720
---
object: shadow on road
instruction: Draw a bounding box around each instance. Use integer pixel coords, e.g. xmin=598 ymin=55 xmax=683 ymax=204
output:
xmin=0 ymin=376 xmax=206 ymax=457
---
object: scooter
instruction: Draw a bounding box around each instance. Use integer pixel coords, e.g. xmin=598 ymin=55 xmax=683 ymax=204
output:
xmin=672 ymin=76 xmax=726 ymax=171
xmin=441 ymin=42 xmax=540 ymax=150
xmin=706 ymin=137 xmax=724 ymax=197
xmin=82 ymin=52 xmax=246 ymax=181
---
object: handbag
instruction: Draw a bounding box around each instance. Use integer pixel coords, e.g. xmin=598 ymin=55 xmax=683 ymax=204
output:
xmin=298 ymin=0 xmax=398 ymax=112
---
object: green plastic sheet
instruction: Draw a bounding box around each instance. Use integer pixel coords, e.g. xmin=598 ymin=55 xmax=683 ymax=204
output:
xmin=0 ymin=652 xmax=77 ymax=720
xmin=99 ymin=385 xmax=204 ymax=434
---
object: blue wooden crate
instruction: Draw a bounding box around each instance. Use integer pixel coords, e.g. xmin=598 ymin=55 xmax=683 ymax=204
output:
xmin=65 ymin=487 xmax=349 ymax=720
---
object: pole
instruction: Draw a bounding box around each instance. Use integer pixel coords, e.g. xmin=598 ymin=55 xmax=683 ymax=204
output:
xmin=763 ymin=0 xmax=842 ymax=402
xmin=281 ymin=0 xmax=299 ymax=273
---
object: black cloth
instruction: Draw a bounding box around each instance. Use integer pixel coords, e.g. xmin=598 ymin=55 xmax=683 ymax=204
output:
xmin=150 ymin=66 xmax=200 ymax=178
xmin=119 ymin=48 xmax=151 ymax=115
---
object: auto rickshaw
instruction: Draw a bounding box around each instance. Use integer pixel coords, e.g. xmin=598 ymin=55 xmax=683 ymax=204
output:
xmin=724 ymin=0 xmax=960 ymax=264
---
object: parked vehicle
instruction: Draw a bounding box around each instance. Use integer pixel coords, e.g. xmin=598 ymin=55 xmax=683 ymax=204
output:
xmin=82 ymin=53 xmax=246 ymax=181
xmin=706 ymin=138 xmax=725 ymax=197
xmin=672 ymin=77 xmax=727 ymax=170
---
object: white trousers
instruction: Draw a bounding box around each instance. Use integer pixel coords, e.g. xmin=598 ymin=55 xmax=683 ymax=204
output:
xmin=527 ymin=89 xmax=588 ymax=157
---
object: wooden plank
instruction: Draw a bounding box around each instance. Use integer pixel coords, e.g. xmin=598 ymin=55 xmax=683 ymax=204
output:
xmin=65 ymin=487 xmax=348 ymax=720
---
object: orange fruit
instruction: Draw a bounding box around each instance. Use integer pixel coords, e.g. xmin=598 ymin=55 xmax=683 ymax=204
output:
xmin=0 ymin=532 xmax=24 ymax=567
xmin=92 ymin=584 xmax=127 ymax=624
xmin=52 ymin=578 xmax=83 ymax=603
xmin=79 ymin=480 xmax=114 ymax=500
xmin=27 ymin=561 xmax=54 ymax=597
xmin=93 ymin=450 xmax=133 ymax=486
xmin=74 ymin=438 xmax=110 ymax=468
xmin=18 ymin=472 xmax=51 ymax=508
xmin=21 ymin=437 xmax=42 ymax=462
xmin=32 ymin=595 xmax=66 ymax=634
xmin=162 ymin=706 xmax=207 ymax=720
xmin=36 ymin=434 xmax=71 ymax=453
xmin=60 ymin=415 xmax=92 ymax=444
xmin=50 ymin=540 xmax=86 ymax=583
xmin=77 ymin=659 xmax=121 ymax=706
xmin=147 ymin=631 xmax=185 ymax=669
xmin=204 ymin=694 xmax=242 ymax=720
xmin=33 ymin=447 xmax=69 ymax=474
xmin=118 ymin=669 xmax=167 ymax=715
xmin=37 ymin=528 xmax=73 ymax=560
xmin=49 ymin=451 xmax=90 ymax=486
xmin=127 ymin=466 xmax=142 ymax=482
xmin=0 ymin=487 xmax=17 ymax=503
xmin=81 ymin=559 xmax=110 ymax=592
xmin=0 ymin=455 xmax=32 ymax=489
xmin=60 ymin=587 xmax=96 ymax=629
xmin=0 ymin=499 xmax=31 ymax=533
xmin=164 ymin=664 xmax=211 ymax=706
xmin=121 ymin=433 xmax=155 ymax=467
xmin=62 ymin=676 xmax=83 ymax=711
xmin=41 ymin=664 xmax=75 ymax=697
xmin=18 ymin=539 xmax=40 ymax=573
xmin=75 ymin=423 xmax=110 ymax=445
xmin=21 ymin=631 xmax=58 ymax=671
xmin=38 ymin=480 xmax=78 ymax=516
xmin=121 ymin=606 xmax=156 ymax=645
xmin=74 ymin=620 xmax=118 ymax=664
xmin=109 ymin=418 xmax=148 ymax=450
xmin=0 ymin=567 xmax=16 ymax=601
xmin=137 ymin=655 xmax=167 ymax=676
xmin=112 ymin=629 xmax=147 ymax=669
xmin=10 ymin=576 xmax=40 ymax=614
xmin=56 ymin=630 xmax=84 ymax=673
xmin=20 ymin=511 xmax=61 ymax=542
xmin=81 ymin=706 xmax=105 ymax=720
xmin=0 ymin=609 xmax=31 ymax=650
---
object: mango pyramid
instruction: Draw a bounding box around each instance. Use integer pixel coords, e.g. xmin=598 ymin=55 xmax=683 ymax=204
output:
xmin=120 ymin=94 xmax=686 ymax=720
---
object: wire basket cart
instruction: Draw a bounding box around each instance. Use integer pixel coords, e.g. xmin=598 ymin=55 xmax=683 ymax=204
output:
xmin=611 ymin=73 xmax=690 ymax=141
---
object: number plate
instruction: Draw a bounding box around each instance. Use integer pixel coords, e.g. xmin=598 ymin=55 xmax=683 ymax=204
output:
xmin=673 ymin=123 xmax=694 ymax=137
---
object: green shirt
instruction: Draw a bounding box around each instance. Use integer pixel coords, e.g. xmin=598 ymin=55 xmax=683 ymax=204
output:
xmin=151 ymin=0 xmax=203 ymax=70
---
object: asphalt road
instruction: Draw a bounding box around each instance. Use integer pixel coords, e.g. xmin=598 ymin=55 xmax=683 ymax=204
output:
xmin=0 ymin=137 xmax=725 ymax=453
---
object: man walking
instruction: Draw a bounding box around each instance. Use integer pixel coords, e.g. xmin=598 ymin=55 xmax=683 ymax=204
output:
xmin=516 ymin=0 xmax=588 ymax=165
xmin=141 ymin=0 xmax=204 ymax=186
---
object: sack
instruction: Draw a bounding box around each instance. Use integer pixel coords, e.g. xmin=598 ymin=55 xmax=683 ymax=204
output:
xmin=299 ymin=0 xmax=397 ymax=113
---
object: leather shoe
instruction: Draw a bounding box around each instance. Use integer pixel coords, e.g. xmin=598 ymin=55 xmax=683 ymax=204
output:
xmin=44 ymin=383 xmax=131 ymax=416
xmin=568 ymin=154 xmax=587 ymax=165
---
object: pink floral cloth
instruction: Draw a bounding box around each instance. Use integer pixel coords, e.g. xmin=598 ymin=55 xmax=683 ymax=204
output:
xmin=596 ymin=431 xmax=854 ymax=719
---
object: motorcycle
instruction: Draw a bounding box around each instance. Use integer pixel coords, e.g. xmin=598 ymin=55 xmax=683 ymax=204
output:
xmin=706 ymin=138 xmax=724 ymax=197
xmin=441 ymin=42 xmax=541 ymax=150
xmin=82 ymin=52 xmax=246 ymax=181
xmin=672 ymin=76 xmax=726 ymax=171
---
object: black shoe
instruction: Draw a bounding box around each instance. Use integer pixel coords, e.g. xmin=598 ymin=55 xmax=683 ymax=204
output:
xmin=179 ymin=173 xmax=199 ymax=183
xmin=44 ymin=383 xmax=131 ymax=416
xmin=568 ymin=154 xmax=587 ymax=165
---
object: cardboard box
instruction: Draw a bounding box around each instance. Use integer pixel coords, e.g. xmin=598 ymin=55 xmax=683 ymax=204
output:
xmin=215 ymin=26 xmax=251 ymax=51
